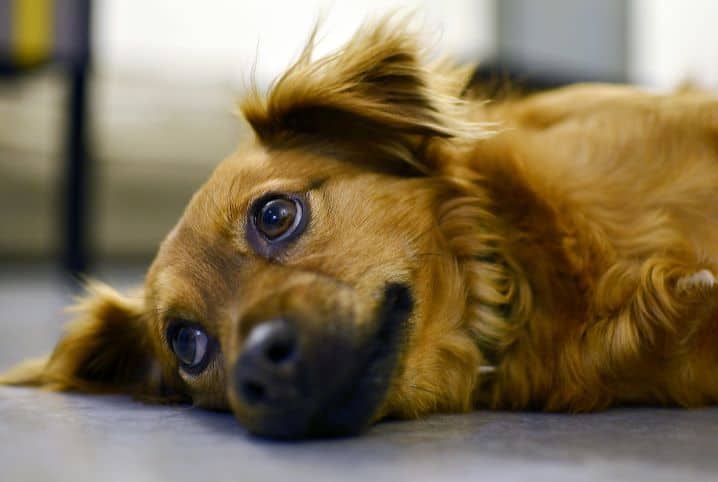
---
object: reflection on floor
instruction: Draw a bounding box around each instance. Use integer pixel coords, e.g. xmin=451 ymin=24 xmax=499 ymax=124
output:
xmin=1 ymin=265 xmax=717 ymax=482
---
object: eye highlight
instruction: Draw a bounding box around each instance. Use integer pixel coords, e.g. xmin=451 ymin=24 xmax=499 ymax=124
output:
xmin=247 ymin=193 xmax=309 ymax=258
xmin=167 ymin=322 xmax=214 ymax=374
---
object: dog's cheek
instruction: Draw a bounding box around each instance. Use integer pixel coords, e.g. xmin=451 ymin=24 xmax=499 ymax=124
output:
xmin=381 ymin=335 xmax=481 ymax=419
xmin=185 ymin=364 xmax=230 ymax=410
xmin=120 ymin=357 xmax=184 ymax=405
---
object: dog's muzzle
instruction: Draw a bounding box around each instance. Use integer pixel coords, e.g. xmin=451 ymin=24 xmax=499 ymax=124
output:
xmin=229 ymin=283 xmax=412 ymax=439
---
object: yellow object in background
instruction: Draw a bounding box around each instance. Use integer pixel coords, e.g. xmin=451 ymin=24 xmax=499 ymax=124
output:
xmin=11 ymin=0 xmax=53 ymax=66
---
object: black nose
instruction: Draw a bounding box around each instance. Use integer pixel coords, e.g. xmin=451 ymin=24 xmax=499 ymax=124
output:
xmin=235 ymin=320 xmax=300 ymax=407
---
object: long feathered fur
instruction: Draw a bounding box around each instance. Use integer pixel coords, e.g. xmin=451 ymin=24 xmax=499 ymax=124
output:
xmin=240 ymin=16 xmax=494 ymax=173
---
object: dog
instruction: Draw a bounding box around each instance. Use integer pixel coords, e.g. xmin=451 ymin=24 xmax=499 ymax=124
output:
xmin=2 ymin=17 xmax=718 ymax=439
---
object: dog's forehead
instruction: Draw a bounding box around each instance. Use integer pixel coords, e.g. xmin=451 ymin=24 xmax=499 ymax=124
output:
xmin=210 ymin=145 xmax=358 ymax=188
xmin=146 ymin=217 xmax=243 ymax=322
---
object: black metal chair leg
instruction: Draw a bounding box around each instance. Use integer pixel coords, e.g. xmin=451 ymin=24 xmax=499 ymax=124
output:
xmin=60 ymin=0 xmax=92 ymax=278
xmin=61 ymin=63 xmax=90 ymax=276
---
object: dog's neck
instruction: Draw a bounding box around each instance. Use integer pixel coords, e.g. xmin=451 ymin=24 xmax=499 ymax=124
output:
xmin=435 ymin=150 xmax=539 ymax=399
xmin=449 ymin=141 xmax=581 ymax=405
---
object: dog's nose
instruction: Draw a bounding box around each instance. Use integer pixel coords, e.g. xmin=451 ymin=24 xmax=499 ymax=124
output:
xmin=231 ymin=312 xmax=363 ymax=438
xmin=234 ymin=320 xmax=300 ymax=406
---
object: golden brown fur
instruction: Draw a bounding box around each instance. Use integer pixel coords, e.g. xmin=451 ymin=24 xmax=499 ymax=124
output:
xmin=3 ymin=17 xmax=718 ymax=434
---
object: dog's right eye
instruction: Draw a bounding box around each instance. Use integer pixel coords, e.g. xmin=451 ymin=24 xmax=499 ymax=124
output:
xmin=167 ymin=323 xmax=214 ymax=374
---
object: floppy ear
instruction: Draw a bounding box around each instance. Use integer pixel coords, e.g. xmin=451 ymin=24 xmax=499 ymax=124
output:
xmin=240 ymin=17 xmax=492 ymax=174
xmin=0 ymin=282 xmax=179 ymax=401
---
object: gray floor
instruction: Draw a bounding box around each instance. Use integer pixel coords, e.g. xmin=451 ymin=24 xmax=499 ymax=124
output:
xmin=1 ymin=266 xmax=717 ymax=482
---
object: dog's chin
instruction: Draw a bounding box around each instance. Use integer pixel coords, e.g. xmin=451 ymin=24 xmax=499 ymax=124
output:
xmin=239 ymin=353 xmax=396 ymax=439
xmin=235 ymin=283 xmax=413 ymax=440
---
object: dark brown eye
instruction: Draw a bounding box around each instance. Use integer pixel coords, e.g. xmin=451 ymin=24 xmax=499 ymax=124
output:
xmin=247 ymin=193 xmax=309 ymax=258
xmin=254 ymin=196 xmax=302 ymax=241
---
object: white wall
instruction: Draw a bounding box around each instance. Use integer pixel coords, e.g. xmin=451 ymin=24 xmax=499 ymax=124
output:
xmin=94 ymin=0 xmax=495 ymax=85
xmin=630 ymin=0 xmax=718 ymax=89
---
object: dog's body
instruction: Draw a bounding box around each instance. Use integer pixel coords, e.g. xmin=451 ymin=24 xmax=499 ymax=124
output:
xmin=458 ymin=84 xmax=718 ymax=411
xmin=3 ymin=19 xmax=718 ymax=438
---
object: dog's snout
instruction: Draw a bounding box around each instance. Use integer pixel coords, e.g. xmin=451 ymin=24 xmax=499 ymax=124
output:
xmin=231 ymin=313 xmax=361 ymax=439
xmin=235 ymin=320 xmax=299 ymax=406
xmin=229 ymin=282 xmax=408 ymax=439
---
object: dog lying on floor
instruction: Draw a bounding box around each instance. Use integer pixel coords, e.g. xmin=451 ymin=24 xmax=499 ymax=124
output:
xmin=3 ymin=18 xmax=718 ymax=439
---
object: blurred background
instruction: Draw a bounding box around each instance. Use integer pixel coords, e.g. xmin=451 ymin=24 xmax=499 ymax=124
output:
xmin=3 ymin=4 xmax=718 ymax=478
xmin=1 ymin=0 xmax=717 ymax=279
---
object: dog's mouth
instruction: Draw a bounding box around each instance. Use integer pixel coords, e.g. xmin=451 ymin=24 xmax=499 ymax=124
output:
xmin=305 ymin=283 xmax=413 ymax=437
xmin=231 ymin=283 xmax=413 ymax=439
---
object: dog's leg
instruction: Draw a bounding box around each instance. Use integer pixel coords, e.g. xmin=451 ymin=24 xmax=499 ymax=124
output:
xmin=676 ymin=269 xmax=716 ymax=295
xmin=554 ymin=259 xmax=718 ymax=410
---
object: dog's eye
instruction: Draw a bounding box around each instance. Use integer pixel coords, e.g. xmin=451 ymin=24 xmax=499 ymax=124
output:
xmin=253 ymin=195 xmax=303 ymax=241
xmin=169 ymin=324 xmax=211 ymax=372
xmin=247 ymin=193 xmax=309 ymax=258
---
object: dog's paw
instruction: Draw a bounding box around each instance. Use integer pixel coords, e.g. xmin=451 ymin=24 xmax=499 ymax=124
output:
xmin=676 ymin=269 xmax=716 ymax=295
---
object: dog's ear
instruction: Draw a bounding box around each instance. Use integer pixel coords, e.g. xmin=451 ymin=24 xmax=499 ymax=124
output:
xmin=0 ymin=282 xmax=180 ymax=401
xmin=241 ymin=17 xmax=492 ymax=174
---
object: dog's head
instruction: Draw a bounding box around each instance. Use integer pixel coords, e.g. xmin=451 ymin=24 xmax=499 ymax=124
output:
xmin=2 ymin=19 xmax=501 ymax=438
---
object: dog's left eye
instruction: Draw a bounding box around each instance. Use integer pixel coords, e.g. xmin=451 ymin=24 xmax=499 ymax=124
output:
xmin=247 ymin=193 xmax=309 ymax=258
xmin=168 ymin=324 xmax=211 ymax=373
xmin=254 ymin=195 xmax=303 ymax=241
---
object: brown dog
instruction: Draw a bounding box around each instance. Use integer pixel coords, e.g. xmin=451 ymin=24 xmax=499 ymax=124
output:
xmin=3 ymin=18 xmax=718 ymax=439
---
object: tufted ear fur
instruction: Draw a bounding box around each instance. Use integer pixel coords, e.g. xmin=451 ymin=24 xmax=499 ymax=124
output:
xmin=240 ymin=17 xmax=492 ymax=174
xmin=0 ymin=282 xmax=179 ymax=401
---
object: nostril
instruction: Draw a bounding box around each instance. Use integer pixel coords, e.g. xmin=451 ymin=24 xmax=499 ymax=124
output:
xmin=241 ymin=379 xmax=266 ymax=405
xmin=245 ymin=320 xmax=297 ymax=366
xmin=265 ymin=337 xmax=295 ymax=364
xmin=235 ymin=320 xmax=299 ymax=406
